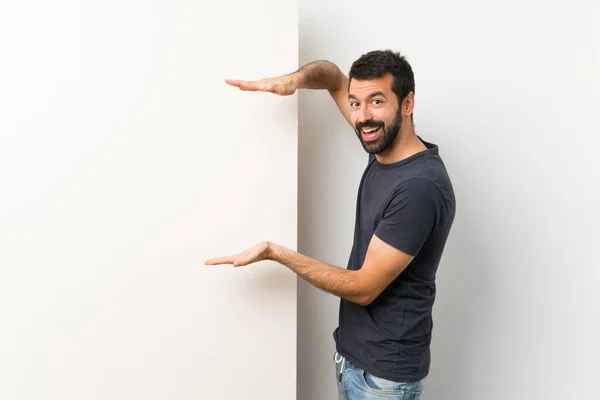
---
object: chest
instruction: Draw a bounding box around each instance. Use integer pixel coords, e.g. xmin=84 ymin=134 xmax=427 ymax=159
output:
xmin=357 ymin=167 xmax=400 ymax=236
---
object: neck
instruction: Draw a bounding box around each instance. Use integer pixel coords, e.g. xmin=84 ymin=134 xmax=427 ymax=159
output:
xmin=375 ymin=125 xmax=426 ymax=164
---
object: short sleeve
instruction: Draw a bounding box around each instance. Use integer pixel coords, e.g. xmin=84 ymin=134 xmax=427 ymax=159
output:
xmin=374 ymin=178 xmax=444 ymax=256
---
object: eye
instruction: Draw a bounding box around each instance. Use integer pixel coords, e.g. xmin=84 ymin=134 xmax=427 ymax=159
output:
xmin=372 ymin=99 xmax=383 ymax=105
xmin=350 ymin=101 xmax=359 ymax=107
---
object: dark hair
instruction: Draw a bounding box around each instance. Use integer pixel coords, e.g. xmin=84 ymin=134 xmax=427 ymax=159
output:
xmin=349 ymin=49 xmax=415 ymax=109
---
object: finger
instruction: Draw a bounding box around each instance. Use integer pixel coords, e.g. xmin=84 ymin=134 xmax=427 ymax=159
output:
xmin=232 ymin=256 xmax=253 ymax=267
xmin=205 ymin=256 xmax=237 ymax=265
xmin=225 ymin=79 xmax=258 ymax=91
xmin=225 ymin=79 xmax=252 ymax=87
xmin=260 ymin=82 xmax=276 ymax=92
xmin=234 ymin=249 xmax=264 ymax=267
xmin=228 ymin=251 xmax=251 ymax=267
xmin=224 ymin=79 xmax=243 ymax=87
xmin=238 ymin=81 xmax=264 ymax=91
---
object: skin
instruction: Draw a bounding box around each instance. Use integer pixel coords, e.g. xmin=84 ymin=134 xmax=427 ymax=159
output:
xmin=349 ymin=74 xmax=425 ymax=162
xmin=205 ymin=63 xmax=427 ymax=306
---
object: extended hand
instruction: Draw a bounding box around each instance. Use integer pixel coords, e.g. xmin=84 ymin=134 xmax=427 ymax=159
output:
xmin=205 ymin=241 xmax=272 ymax=267
xmin=225 ymin=74 xmax=298 ymax=96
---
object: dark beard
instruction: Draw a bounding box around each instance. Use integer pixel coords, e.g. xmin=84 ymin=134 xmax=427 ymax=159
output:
xmin=355 ymin=109 xmax=403 ymax=154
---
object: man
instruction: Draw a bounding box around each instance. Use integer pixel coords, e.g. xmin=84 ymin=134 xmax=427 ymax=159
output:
xmin=205 ymin=49 xmax=456 ymax=400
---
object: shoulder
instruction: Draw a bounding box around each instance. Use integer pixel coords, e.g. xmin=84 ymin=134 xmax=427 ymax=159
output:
xmin=387 ymin=175 xmax=452 ymax=222
xmin=390 ymin=177 xmax=443 ymax=204
xmin=401 ymin=147 xmax=455 ymax=210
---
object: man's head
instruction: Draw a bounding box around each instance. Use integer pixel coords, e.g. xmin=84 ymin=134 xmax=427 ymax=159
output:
xmin=348 ymin=50 xmax=415 ymax=154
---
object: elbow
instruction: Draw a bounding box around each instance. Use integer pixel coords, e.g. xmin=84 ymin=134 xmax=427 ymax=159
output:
xmin=355 ymin=293 xmax=376 ymax=307
xmin=348 ymin=272 xmax=380 ymax=306
xmin=351 ymin=279 xmax=379 ymax=306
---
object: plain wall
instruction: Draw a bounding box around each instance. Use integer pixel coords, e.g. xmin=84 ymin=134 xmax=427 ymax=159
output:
xmin=0 ymin=1 xmax=297 ymax=399
xmin=298 ymin=1 xmax=600 ymax=399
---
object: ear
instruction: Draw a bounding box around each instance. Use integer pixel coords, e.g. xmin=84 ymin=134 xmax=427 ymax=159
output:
xmin=403 ymin=92 xmax=415 ymax=118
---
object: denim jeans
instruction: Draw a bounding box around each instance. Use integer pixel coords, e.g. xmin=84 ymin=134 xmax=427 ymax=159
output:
xmin=334 ymin=351 xmax=426 ymax=400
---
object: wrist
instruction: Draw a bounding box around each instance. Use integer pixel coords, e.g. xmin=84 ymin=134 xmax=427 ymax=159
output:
xmin=290 ymin=70 xmax=306 ymax=89
xmin=266 ymin=241 xmax=280 ymax=262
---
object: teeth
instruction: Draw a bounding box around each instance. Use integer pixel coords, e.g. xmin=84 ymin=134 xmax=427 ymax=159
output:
xmin=363 ymin=127 xmax=378 ymax=133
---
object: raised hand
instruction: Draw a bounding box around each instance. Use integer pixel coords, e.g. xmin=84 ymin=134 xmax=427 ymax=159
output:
xmin=225 ymin=74 xmax=299 ymax=96
xmin=204 ymin=241 xmax=272 ymax=267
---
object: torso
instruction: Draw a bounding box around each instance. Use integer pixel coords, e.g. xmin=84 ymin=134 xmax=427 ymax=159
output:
xmin=334 ymin=137 xmax=456 ymax=382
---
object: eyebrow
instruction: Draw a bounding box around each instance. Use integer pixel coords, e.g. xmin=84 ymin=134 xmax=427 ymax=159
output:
xmin=348 ymin=91 xmax=387 ymax=101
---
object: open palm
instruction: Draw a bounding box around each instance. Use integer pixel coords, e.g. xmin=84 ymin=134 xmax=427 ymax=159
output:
xmin=205 ymin=241 xmax=271 ymax=267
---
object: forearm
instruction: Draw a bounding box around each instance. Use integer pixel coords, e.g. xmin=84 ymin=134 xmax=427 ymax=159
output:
xmin=293 ymin=60 xmax=345 ymax=92
xmin=268 ymin=242 xmax=369 ymax=305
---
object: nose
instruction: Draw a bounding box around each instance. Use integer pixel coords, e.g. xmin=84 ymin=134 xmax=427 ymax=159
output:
xmin=357 ymin=106 xmax=373 ymax=125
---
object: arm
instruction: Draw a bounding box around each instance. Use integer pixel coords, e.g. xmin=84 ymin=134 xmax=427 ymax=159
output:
xmin=205 ymin=235 xmax=413 ymax=306
xmin=294 ymin=61 xmax=351 ymax=124
xmin=268 ymin=234 xmax=413 ymax=306
xmin=225 ymin=60 xmax=352 ymax=125
xmin=204 ymin=179 xmax=444 ymax=305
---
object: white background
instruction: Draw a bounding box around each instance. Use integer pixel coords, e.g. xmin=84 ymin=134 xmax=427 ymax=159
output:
xmin=298 ymin=1 xmax=600 ymax=399
xmin=0 ymin=1 xmax=297 ymax=399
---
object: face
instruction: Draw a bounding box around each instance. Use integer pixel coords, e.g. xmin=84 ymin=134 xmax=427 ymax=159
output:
xmin=348 ymin=74 xmax=403 ymax=154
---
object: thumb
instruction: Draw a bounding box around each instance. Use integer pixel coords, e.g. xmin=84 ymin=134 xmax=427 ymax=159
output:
xmin=259 ymin=82 xmax=274 ymax=92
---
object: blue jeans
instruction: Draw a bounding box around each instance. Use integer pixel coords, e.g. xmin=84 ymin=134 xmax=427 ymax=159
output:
xmin=334 ymin=351 xmax=426 ymax=400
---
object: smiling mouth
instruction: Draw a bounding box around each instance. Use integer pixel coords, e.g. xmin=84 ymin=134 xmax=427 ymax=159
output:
xmin=361 ymin=126 xmax=382 ymax=141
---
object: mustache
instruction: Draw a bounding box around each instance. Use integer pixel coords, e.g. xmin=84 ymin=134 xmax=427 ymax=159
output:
xmin=356 ymin=120 xmax=384 ymax=131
